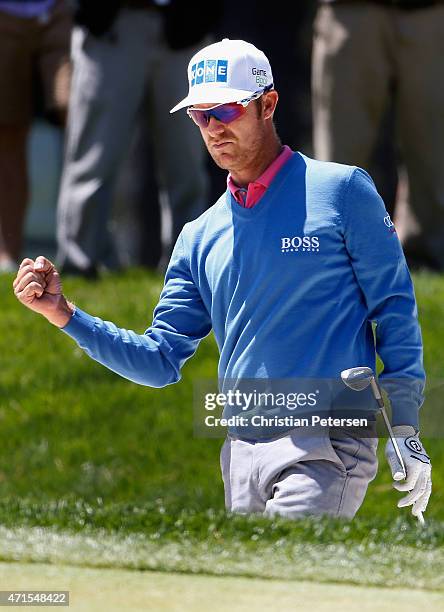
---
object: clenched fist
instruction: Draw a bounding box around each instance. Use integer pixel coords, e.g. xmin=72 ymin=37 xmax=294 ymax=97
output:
xmin=13 ymin=256 xmax=74 ymax=328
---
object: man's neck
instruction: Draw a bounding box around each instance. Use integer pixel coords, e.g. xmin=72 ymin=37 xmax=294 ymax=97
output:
xmin=229 ymin=138 xmax=282 ymax=187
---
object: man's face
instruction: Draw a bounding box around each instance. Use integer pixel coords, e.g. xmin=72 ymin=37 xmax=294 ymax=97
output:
xmin=190 ymin=93 xmax=277 ymax=174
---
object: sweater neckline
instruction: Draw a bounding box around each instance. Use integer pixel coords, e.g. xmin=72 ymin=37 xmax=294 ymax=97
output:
xmin=226 ymin=152 xmax=302 ymax=218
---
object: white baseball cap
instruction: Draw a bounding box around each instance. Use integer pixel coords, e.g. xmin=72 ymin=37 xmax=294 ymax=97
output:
xmin=170 ymin=38 xmax=274 ymax=113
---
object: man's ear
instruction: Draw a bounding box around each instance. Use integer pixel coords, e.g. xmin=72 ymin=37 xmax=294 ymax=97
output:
xmin=262 ymin=90 xmax=279 ymax=120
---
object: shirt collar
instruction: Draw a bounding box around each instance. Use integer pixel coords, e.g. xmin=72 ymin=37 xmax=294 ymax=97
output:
xmin=227 ymin=145 xmax=293 ymax=202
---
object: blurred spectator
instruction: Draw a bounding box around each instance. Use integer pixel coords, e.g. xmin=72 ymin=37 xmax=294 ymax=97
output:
xmin=0 ymin=0 xmax=72 ymax=272
xmin=113 ymin=111 xmax=168 ymax=270
xmin=312 ymin=0 xmax=444 ymax=271
xmin=367 ymin=100 xmax=399 ymax=219
xmin=56 ymin=0 xmax=219 ymax=278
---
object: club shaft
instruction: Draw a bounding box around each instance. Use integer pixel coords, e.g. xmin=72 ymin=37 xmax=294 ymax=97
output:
xmin=379 ymin=405 xmax=407 ymax=479
xmin=370 ymin=377 xmax=407 ymax=479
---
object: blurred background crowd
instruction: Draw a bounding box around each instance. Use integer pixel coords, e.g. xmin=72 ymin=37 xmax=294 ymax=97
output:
xmin=1 ymin=0 xmax=443 ymax=278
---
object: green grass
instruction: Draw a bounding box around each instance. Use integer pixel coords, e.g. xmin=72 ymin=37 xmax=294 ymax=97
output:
xmin=1 ymin=269 xmax=221 ymax=507
xmin=0 ymin=268 xmax=443 ymax=588
xmin=0 ymin=513 xmax=443 ymax=590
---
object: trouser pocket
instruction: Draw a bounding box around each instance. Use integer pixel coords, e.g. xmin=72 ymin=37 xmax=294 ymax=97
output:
xmin=327 ymin=428 xmax=362 ymax=474
xmin=326 ymin=426 xmax=379 ymax=482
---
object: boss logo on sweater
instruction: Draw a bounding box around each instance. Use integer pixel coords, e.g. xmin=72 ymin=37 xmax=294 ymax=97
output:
xmin=281 ymin=236 xmax=320 ymax=253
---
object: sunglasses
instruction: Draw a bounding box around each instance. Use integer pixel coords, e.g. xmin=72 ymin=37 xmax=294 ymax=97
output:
xmin=187 ymin=85 xmax=273 ymax=129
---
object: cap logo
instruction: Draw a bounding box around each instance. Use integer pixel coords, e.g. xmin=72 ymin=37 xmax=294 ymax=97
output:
xmin=252 ymin=67 xmax=267 ymax=87
xmin=191 ymin=59 xmax=228 ymax=87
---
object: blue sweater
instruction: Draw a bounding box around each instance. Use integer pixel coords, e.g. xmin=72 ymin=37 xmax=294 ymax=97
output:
xmin=62 ymin=153 xmax=425 ymax=428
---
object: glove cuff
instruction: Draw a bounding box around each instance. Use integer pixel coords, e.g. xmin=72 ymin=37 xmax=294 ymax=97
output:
xmin=392 ymin=425 xmax=417 ymax=437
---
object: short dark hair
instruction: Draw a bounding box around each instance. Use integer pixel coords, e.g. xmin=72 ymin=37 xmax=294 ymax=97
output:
xmin=254 ymin=98 xmax=263 ymax=118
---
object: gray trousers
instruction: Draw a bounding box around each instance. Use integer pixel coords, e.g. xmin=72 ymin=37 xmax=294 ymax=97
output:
xmin=312 ymin=2 xmax=444 ymax=268
xmin=220 ymin=429 xmax=378 ymax=519
xmin=57 ymin=8 xmax=208 ymax=271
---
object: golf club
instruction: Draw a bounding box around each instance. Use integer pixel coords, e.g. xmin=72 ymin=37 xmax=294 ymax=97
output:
xmin=340 ymin=366 xmax=424 ymax=525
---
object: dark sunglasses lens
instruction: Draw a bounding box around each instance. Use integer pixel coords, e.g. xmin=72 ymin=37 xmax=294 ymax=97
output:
xmin=188 ymin=109 xmax=209 ymax=128
xmin=189 ymin=103 xmax=245 ymax=127
xmin=212 ymin=104 xmax=245 ymax=123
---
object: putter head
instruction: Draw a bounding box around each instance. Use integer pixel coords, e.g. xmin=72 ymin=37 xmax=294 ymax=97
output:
xmin=340 ymin=367 xmax=375 ymax=392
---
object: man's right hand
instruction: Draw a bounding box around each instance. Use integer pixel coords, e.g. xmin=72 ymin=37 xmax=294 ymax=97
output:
xmin=13 ymin=256 xmax=74 ymax=328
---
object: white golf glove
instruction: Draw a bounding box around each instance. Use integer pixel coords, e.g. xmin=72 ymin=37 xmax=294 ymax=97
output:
xmin=385 ymin=425 xmax=432 ymax=520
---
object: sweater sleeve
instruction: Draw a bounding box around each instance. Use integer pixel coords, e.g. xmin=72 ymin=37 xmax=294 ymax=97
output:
xmin=60 ymin=233 xmax=212 ymax=388
xmin=341 ymin=167 xmax=425 ymax=428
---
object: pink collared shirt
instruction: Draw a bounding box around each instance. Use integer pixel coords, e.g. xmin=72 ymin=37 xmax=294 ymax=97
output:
xmin=227 ymin=145 xmax=293 ymax=208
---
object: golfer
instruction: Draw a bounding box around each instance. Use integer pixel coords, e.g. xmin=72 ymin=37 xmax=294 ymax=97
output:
xmin=13 ymin=39 xmax=431 ymax=519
